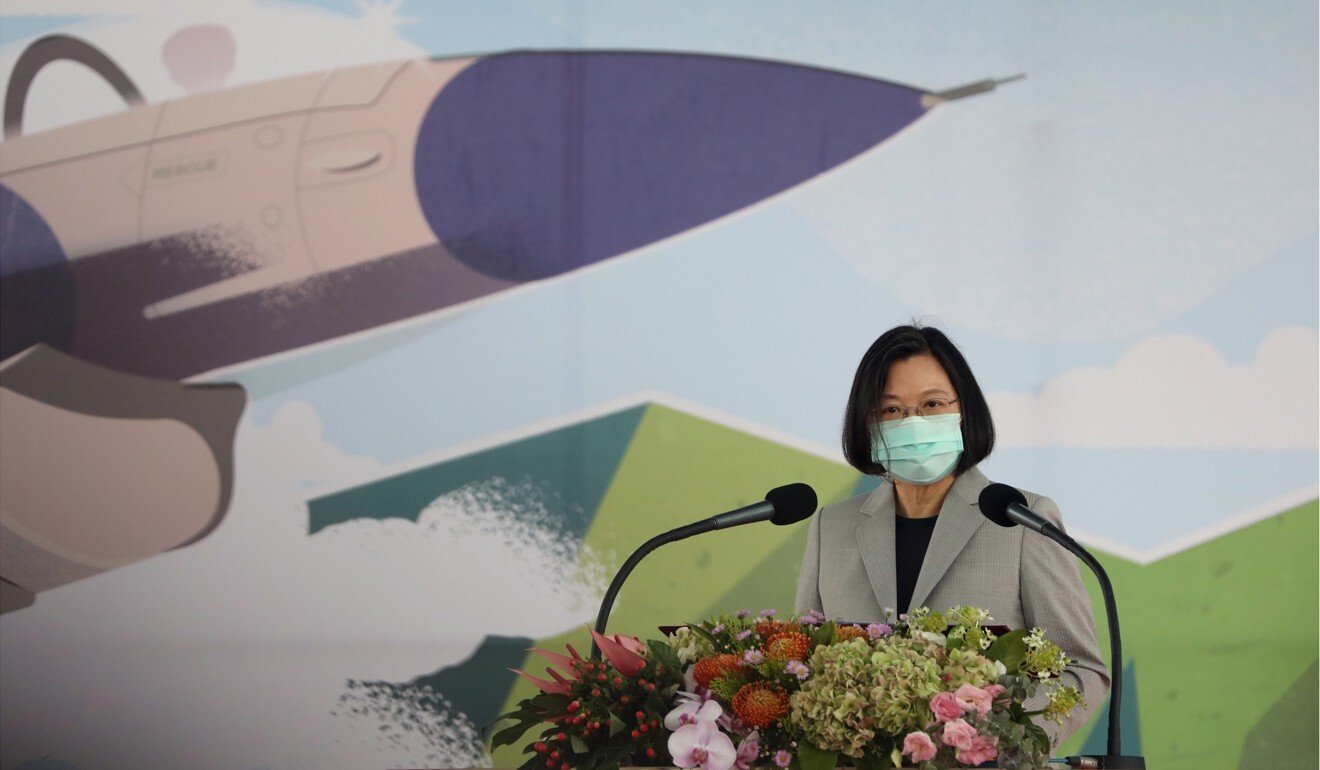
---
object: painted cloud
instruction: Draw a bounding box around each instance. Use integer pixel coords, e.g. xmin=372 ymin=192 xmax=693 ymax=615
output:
xmin=988 ymin=326 xmax=1319 ymax=449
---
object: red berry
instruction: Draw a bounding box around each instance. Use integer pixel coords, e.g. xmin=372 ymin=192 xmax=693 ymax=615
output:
xmin=646 ymin=749 xmax=657 ymax=759
xmin=635 ymin=711 xmax=646 ymax=720
xmin=639 ymin=725 xmax=649 ymax=734
xmin=556 ymin=732 xmax=567 ymax=742
xmin=619 ymin=695 xmax=630 ymax=705
xmin=550 ymin=751 xmax=560 ymax=760
xmin=613 ymin=677 xmax=623 ymax=686
xmin=630 ymin=729 xmax=641 ymax=739
xmin=535 ymin=742 xmax=548 ymax=753
xmin=568 ymin=701 xmax=579 ymax=713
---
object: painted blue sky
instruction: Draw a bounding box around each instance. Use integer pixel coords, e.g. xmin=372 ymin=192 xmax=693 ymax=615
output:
xmin=3 ymin=0 xmax=1316 ymax=553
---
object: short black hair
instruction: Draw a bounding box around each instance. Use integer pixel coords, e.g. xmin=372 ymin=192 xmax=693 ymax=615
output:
xmin=841 ymin=324 xmax=995 ymax=476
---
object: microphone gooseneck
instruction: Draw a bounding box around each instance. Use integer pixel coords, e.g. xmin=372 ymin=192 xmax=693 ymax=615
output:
xmin=977 ymin=483 xmax=1145 ymax=769
xmin=590 ymin=483 xmax=818 ymax=658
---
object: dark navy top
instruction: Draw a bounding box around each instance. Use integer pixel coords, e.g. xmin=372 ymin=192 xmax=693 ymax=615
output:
xmin=895 ymin=515 xmax=938 ymax=613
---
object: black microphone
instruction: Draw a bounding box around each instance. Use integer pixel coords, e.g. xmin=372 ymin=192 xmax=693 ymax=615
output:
xmin=590 ymin=483 xmax=817 ymax=657
xmin=978 ymin=482 xmax=1077 ymax=547
xmin=978 ymin=483 xmax=1146 ymax=770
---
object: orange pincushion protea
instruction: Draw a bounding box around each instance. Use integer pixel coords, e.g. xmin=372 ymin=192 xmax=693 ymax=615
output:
xmin=731 ymin=681 xmax=789 ymax=728
xmin=764 ymin=630 xmax=811 ymax=661
xmin=692 ymin=653 xmax=745 ymax=689
xmin=755 ymin=618 xmax=792 ymax=638
xmin=833 ymin=625 xmax=867 ymax=642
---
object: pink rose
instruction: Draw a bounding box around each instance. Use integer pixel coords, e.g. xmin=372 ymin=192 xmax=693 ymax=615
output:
xmin=954 ymin=684 xmax=995 ymax=716
xmin=956 ymin=735 xmax=999 ymax=766
xmin=929 ymin=691 xmax=964 ymax=723
xmin=901 ymin=731 xmax=938 ymax=763
xmin=940 ymin=718 xmax=977 ymax=751
xmin=985 ymin=684 xmax=1006 ymax=698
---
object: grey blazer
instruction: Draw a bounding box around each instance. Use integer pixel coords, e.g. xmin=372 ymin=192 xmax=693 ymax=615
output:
xmin=794 ymin=466 xmax=1109 ymax=746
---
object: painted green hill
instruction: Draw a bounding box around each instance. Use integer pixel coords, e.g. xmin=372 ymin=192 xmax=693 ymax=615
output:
xmin=307 ymin=399 xmax=1317 ymax=770
xmin=1060 ymin=499 xmax=1318 ymax=768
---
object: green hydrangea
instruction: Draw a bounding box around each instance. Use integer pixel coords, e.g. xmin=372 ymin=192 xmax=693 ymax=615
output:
xmin=940 ymin=645 xmax=1001 ymax=690
xmin=788 ymin=636 xmax=946 ymax=756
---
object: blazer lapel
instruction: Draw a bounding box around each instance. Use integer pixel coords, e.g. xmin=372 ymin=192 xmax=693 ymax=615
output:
xmin=854 ymin=483 xmax=898 ymax=613
xmin=908 ymin=467 xmax=991 ymax=611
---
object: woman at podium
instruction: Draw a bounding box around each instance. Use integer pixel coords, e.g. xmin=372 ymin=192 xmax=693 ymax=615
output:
xmin=794 ymin=323 xmax=1109 ymax=746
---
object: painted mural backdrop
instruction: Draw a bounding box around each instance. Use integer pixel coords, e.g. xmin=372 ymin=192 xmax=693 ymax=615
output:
xmin=0 ymin=2 xmax=1314 ymax=769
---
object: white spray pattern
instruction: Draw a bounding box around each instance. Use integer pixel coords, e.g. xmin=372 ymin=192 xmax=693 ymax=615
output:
xmin=0 ymin=400 xmax=605 ymax=769
xmin=410 ymin=476 xmax=612 ymax=616
xmin=334 ymin=678 xmax=493 ymax=770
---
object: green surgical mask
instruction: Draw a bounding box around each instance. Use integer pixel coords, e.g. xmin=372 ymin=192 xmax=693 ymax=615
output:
xmin=870 ymin=413 xmax=964 ymax=486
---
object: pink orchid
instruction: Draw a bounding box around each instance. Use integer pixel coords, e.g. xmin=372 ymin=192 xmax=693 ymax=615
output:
xmin=940 ymin=718 xmax=978 ymax=751
xmin=589 ymin=628 xmax=647 ymax=677
xmin=954 ymin=684 xmax=995 ymax=716
xmin=956 ymin=735 xmax=999 ymax=766
xmin=669 ymin=721 xmax=737 ymax=770
xmin=734 ymin=731 xmax=760 ymax=770
xmin=665 ymin=695 xmax=723 ymax=730
xmin=901 ymin=731 xmax=938 ymax=763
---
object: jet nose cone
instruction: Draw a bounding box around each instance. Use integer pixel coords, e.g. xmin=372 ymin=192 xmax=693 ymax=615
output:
xmin=414 ymin=51 xmax=929 ymax=281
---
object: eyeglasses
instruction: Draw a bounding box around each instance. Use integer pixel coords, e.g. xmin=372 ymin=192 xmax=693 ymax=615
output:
xmin=872 ymin=398 xmax=960 ymax=422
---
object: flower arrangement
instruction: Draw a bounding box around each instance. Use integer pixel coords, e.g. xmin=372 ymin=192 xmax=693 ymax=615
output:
xmin=492 ymin=607 xmax=1082 ymax=770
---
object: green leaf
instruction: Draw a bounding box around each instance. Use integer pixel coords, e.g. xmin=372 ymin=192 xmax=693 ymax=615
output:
xmin=597 ymin=741 xmax=634 ymax=770
xmin=489 ymin=716 xmax=544 ymax=749
xmin=797 ymin=743 xmax=839 ymax=770
xmin=808 ymin=621 xmax=837 ymax=649
xmin=985 ymin=627 xmax=1028 ymax=673
xmin=647 ymin=639 xmax=683 ymax=679
xmin=570 ymin=734 xmax=589 ymax=754
xmin=687 ymin=623 xmax=720 ymax=649
xmin=1025 ymin=721 xmax=1051 ymax=754
xmin=528 ymin=692 xmax=571 ymax=714
xmin=609 ymin=712 xmax=626 ymax=737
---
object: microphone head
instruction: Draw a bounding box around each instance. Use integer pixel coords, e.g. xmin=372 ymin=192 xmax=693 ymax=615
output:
xmin=978 ymin=483 xmax=1027 ymax=528
xmin=765 ymin=483 xmax=817 ymax=525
